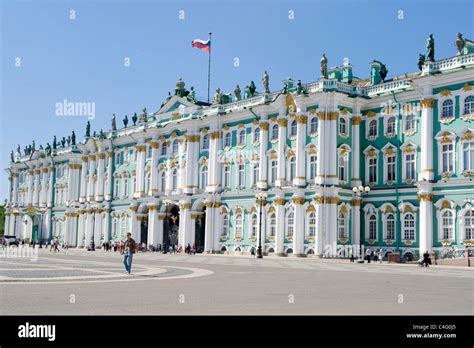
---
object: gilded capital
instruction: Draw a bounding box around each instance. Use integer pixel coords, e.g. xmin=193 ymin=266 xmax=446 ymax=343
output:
xmin=420 ymin=98 xmax=434 ymax=109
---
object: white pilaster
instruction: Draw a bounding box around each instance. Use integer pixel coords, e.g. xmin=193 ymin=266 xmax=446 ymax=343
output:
xmin=275 ymin=118 xmax=287 ymax=187
xmin=274 ymin=198 xmax=285 ymax=255
xmin=293 ymin=196 xmax=305 ymax=255
xmin=294 ymin=114 xmax=307 ymax=187
xmin=419 ymin=98 xmax=434 ymax=181
xmin=257 ymin=121 xmax=269 ymax=190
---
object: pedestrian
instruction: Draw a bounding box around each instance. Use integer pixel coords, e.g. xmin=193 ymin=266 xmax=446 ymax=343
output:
xmin=378 ymin=249 xmax=383 ymax=263
xmin=121 ymin=232 xmax=136 ymax=275
xmin=374 ymin=250 xmax=378 ymax=262
xmin=366 ymin=248 xmax=371 ymax=263
xmin=350 ymin=252 xmax=355 ymax=262
xmin=423 ymin=250 xmax=431 ymax=267
xmin=192 ymin=243 xmax=196 ymax=255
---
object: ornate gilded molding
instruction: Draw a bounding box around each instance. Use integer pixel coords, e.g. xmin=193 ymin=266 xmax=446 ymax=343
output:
xmin=296 ymin=115 xmax=307 ymax=124
xmin=420 ymin=98 xmax=434 ymax=109
xmin=259 ymin=122 xmax=269 ymax=130
xmin=292 ymin=197 xmax=305 ymax=205
xmin=274 ymin=198 xmax=286 ymax=205
xmin=185 ymin=135 xmax=200 ymax=142
xmin=417 ymin=193 xmax=434 ymax=202
xmin=277 ymin=119 xmax=288 ymax=127
xmin=351 ymin=116 xmax=361 ymax=125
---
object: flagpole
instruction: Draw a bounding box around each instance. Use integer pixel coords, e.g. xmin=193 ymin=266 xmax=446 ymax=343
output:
xmin=207 ymin=32 xmax=212 ymax=104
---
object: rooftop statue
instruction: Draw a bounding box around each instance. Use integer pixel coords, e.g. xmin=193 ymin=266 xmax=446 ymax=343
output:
xmin=234 ymin=85 xmax=241 ymax=101
xmin=61 ymin=137 xmax=66 ymax=147
xmin=85 ymin=121 xmax=91 ymax=137
xmin=426 ymin=34 xmax=435 ymax=62
xmin=99 ymin=129 xmax=105 ymax=140
xmin=10 ymin=150 xmax=14 ymax=163
xmin=320 ymin=53 xmax=328 ymax=79
xmin=249 ymin=81 xmax=256 ymax=96
xmin=455 ymin=32 xmax=466 ymax=55
xmin=71 ymin=131 xmax=76 ymax=145
xmin=187 ymin=87 xmax=196 ymax=103
xmin=93 ymin=131 xmax=97 ymax=137
xmin=379 ymin=63 xmax=388 ymax=82
xmin=213 ymin=88 xmax=223 ymax=105
xmin=123 ymin=115 xmax=129 ymax=128
xmin=282 ymin=81 xmax=289 ymax=94
xmin=132 ymin=113 xmax=138 ymax=126
xmin=417 ymin=54 xmax=426 ymax=71
xmin=175 ymin=78 xmax=186 ymax=97
xmin=67 ymin=136 xmax=71 ymax=146
xmin=39 ymin=145 xmax=43 ymax=150
xmin=16 ymin=144 xmax=20 ymax=156
xmin=296 ymin=80 xmax=303 ymax=95
xmin=45 ymin=143 xmax=52 ymax=156
xmin=32 ymin=140 xmax=35 ymax=152
xmin=262 ymin=70 xmax=270 ymax=94
xmin=244 ymin=85 xmax=251 ymax=99
xmin=111 ymin=114 xmax=117 ymax=131
xmin=139 ymin=108 xmax=147 ymax=123
xmin=53 ymin=135 xmax=57 ymax=150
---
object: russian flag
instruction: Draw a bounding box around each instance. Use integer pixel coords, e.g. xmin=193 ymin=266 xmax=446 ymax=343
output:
xmin=192 ymin=38 xmax=211 ymax=53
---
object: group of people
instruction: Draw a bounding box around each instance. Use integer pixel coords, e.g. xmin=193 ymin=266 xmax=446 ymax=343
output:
xmin=352 ymin=248 xmax=384 ymax=263
xmin=184 ymin=243 xmax=197 ymax=255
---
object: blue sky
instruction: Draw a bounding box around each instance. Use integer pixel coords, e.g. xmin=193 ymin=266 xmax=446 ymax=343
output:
xmin=1 ymin=0 xmax=473 ymax=201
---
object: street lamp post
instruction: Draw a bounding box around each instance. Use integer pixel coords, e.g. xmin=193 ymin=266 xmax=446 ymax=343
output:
xmin=352 ymin=185 xmax=370 ymax=260
xmin=255 ymin=192 xmax=268 ymax=259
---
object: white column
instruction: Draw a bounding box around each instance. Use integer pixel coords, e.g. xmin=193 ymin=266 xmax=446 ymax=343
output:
xmin=130 ymin=207 xmax=139 ymax=242
xmin=315 ymin=198 xmax=324 ymax=256
xmin=104 ymin=152 xmax=113 ymax=201
xmin=147 ymin=204 xmax=161 ymax=246
xmin=275 ymin=118 xmax=287 ymax=187
xmin=44 ymin=209 xmax=52 ymax=240
xmin=84 ymin=210 xmax=94 ymax=246
xmin=328 ymin=111 xmax=338 ymax=186
xmin=418 ymin=187 xmax=433 ymax=254
xmin=87 ymin=154 xmax=96 ymax=201
xmin=294 ymin=114 xmax=307 ymax=187
xmin=257 ymin=121 xmax=269 ymax=190
xmin=66 ymin=213 xmax=78 ymax=247
xmin=47 ymin=167 xmax=54 ymax=207
xmin=204 ymin=202 xmax=217 ymax=252
xmin=275 ymin=198 xmax=286 ymax=255
xmin=40 ymin=168 xmax=49 ymax=206
xmin=149 ymin=141 xmax=160 ymax=197
xmin=4 ymin=213 xmax=10 ymax=237
xmin=213 ymin=203 xmax=223 ymax=251
xmin=178 ymin=139 xmax=186 ymax=193
xmin=11 ymin=173 xmax=19 ymax=205
xmin=293 ymin=197 xmax=305 ymax=255
xmin=102 ymin=208 xmax=111 ymax=243
xmin=327 ymin=196 xmax=338 ymax=254
xmin=178 ymin=203 xmax=192 ymax=248
xmin=79 ymin=157 xmax=88 ymax=203
xmin=184 ymin=133 xmax=200 ymax=194
xmin=351 ymin=115 xmax=362 ymax=187
xmin=134 ymin=144 xmax=146 ymax=198
xmin=26 ymin=169 xmax=34 ymax=205
xmin=77 ymin=210 xmax=85 ymax=247
xmin=207 ymin=130 xmax=221 ymax=193
xmin=419 ymin=98 xmax=434 ymax=181
xmin=352 ymin=198 xmax=361 ymax=247
xmin=95 ymin=153 xmax=106 ymax=202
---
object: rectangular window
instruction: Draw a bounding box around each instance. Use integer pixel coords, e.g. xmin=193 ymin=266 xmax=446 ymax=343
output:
xmin=368 ymin=158 xmax=377 ymax=183
xmin=442 ymin=143 xmax=454 ymax=173
xmin=387 ymin=156 xmax=396 ymax=181
xmin=463 ymin=141 xmax=474 ymax=171
xmin=253 ymin=164 xmax=259 ymax=186
xmin=405 ymin=153 xmax=415 ymax=180
xmin=238 ymin=164 xmax=245 ymax=187
xmin=224 ymin=166 xmax=230 ymax=188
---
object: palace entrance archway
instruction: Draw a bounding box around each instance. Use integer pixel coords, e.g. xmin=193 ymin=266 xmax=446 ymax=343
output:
xmin=163 ymin=204 xmax=179 ymax=251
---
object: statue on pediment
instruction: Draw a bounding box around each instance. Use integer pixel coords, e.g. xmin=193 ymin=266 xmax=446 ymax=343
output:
xmin=455 ymin=33 xmax=465 ymax=55
xmin=426 ymin=34 xmax=435 ymax=62
xmin=132 ymin=113 xmax=138 ymax=126
xmin=123 ymin=115 xmax=129 ymax=128
xmin=234 ymin=85 xmax=241 ymax=101
xmin=417 ymin=54 xmax=425 ymax=71
xmin=111 ymin=114 xmax=117 ymax=131
xmin=320 ymin=53 xmax=328 ymax=79
xmin=262 ymin=71 xmax=270 ymax=94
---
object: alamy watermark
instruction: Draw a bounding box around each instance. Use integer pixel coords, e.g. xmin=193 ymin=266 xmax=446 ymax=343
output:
xmin=0 ymin=245 xmax=38 ymax=261
xmin=55 ymin=99 xmax=95 ymax=120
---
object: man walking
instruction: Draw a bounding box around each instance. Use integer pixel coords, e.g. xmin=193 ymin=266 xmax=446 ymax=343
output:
xmin=121 ymin=233 xmax=136 ymax=275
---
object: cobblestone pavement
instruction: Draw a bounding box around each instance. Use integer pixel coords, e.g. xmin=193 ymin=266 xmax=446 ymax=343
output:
xmin=1 ymin=248 xmax=472 ymax=315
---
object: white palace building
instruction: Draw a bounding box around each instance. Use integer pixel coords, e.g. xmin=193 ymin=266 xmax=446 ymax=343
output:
xmin=4 ymin=35 xmax=474 ymax=259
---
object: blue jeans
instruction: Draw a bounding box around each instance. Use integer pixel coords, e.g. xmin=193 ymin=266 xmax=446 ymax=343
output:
xmin=123 ymin=252 xmax=133 ymax=273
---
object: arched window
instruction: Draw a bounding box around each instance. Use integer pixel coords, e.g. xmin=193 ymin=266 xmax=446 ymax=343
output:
xmin=442 ymin=99 xmax=453 ymax=118
xmin=405 ymin=114 xmax=416 ymax=132
xmin=463 ymin=209 xmax=474 ymax=240
xmin=269 ymin=213 xmax=276 ymax=237
xmin=386 ymin=213 xmax=395 ymax=240
xmin=172 ymin=139 xmax=179 ymax=154
xmin=403 ymin=213 xmax=415 ymax=240
xmin=200 ymin=165 xmax=208 ymax=189
xmin=339 ymin=117 xmax=347 ymax=135
xmin=172 ymin=169 xmax=178 ymax=190
xmin=308 ymin=212 xmax=316 ymax=237
xmin=223 ymin=165 xmax=230 ymax=188
xmin=253 ymin=127 xmax=260 ymax=143
xmin=463 ymin=140 xmax=474 ymax=171
xmin=238 ymin=129 xmax=246 ymax=145
xmin=222 ymin=213 xmax=229 ymax=237
xmin=464 ymin=96 xmax=474 ymax=115
xmin=202 ymin=134 xmax=209 ymax=150
xmin=368 ymin=214 xmax=377 ymax=240
xmin=250 ymin=213 xmax=258 ymax=238
xmin=310 ymin=117 xmax=318 ymax=133
xmin=235 ymin=213 xmax=243 ymax=239
xmin=289 ymin=157 xmax=296 ymax=181
xmin=309 ymin=154 xmax=317 ymax=180
xmin=286 ymin=211 xmax=294 ymax=237
xmin=224 ymin=133 xmax=231 ymax=147
xmin=441 ymin=210 xmax=454 ymax=240
xmin=387 ymin=117 xmax=396 ymax=135
xmin=161 ymin=142 xmax=167 ymax=156
xmin=271 ymin=124 xmax=279 ymax=140
xmin=369 ymin=119 xmax=377 ymax=137
xmin=290 ymin=120 xmax=297 ymax=136
xmin=147 ymin=145 xmax=153 ymax=159
xmin=160 ymin=171 xmax=166 ymax=191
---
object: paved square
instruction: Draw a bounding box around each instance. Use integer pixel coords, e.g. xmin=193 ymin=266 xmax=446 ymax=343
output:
xmin=1 ymin=249 xmax=472 ymax=315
